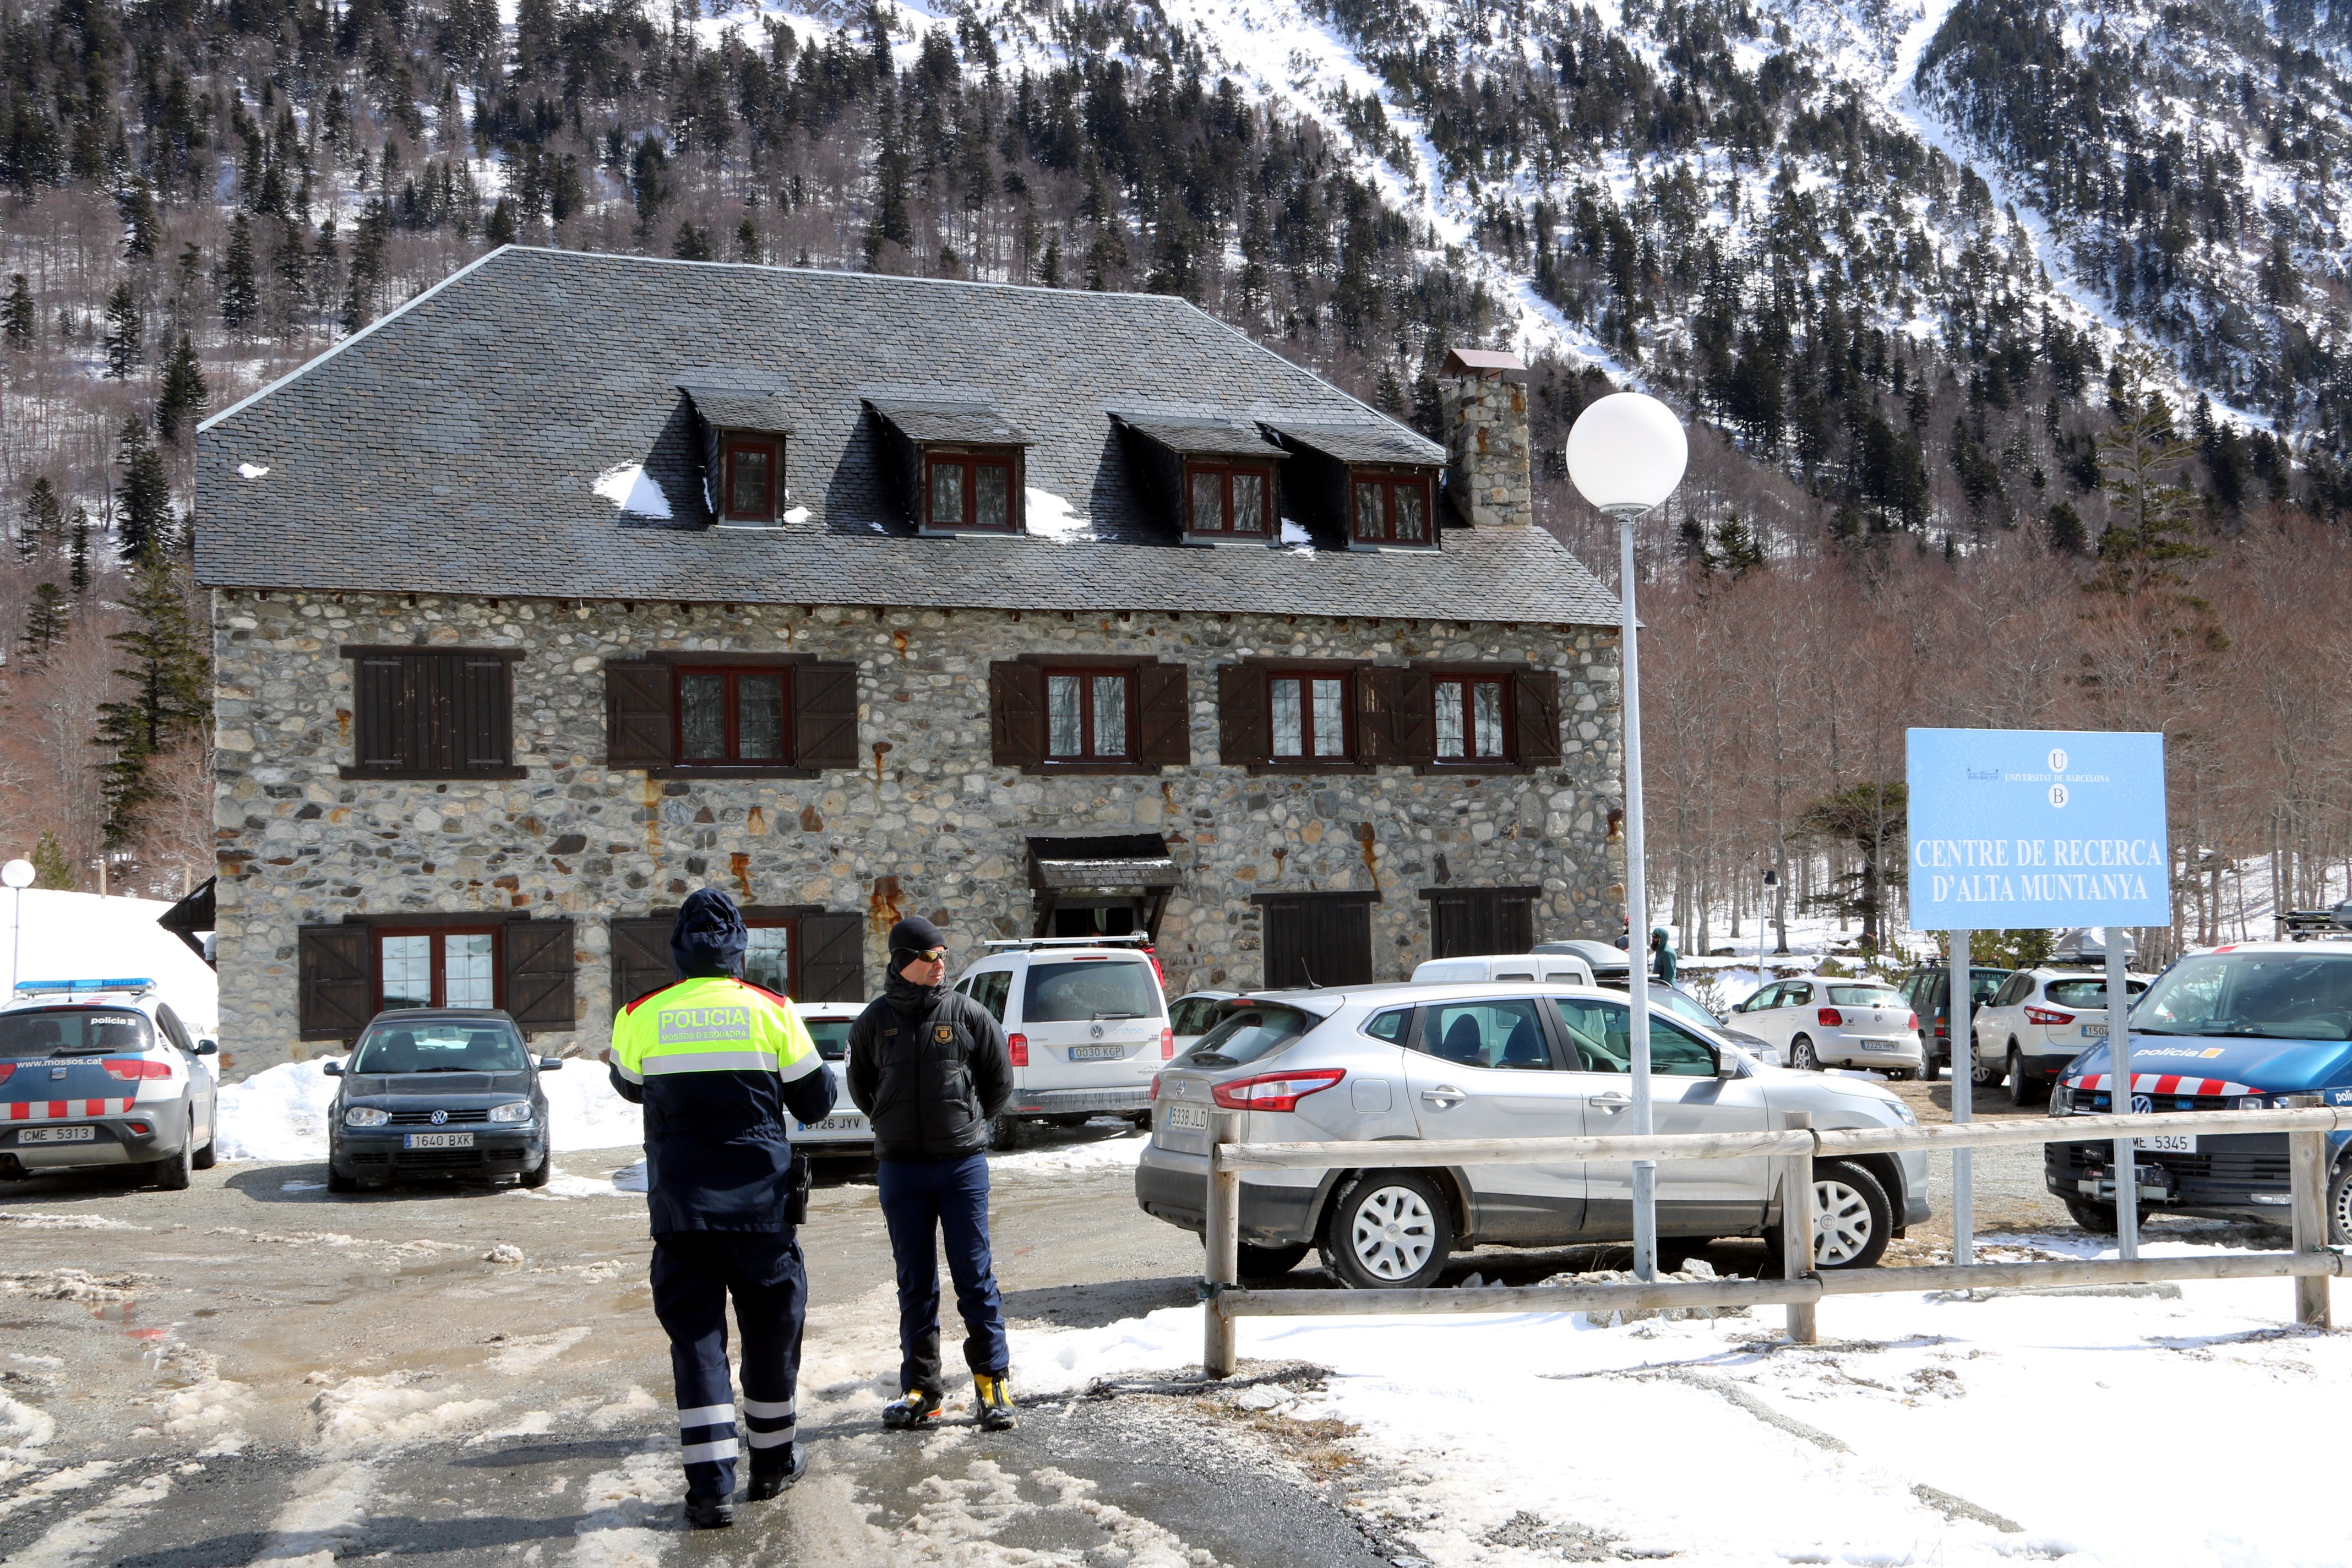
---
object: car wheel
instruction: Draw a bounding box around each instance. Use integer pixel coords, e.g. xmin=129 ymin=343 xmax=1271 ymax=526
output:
xmin=2064 ymin=1196 xmax=2119 ymax=1234
xmin=150 ymin=1114 xmax=194 ymax=1191
xmin=1806 ymin=1161 xmax=1892 ymax=1269
xmin=1319 ymin=1171 xmax=1453 ymax=1290
xmin=190 ymin=1127 xmax=217 ymax=1170
xmin=327 ymin=1169 xmax=359 ymax=1195
xmin=1919 ymin=1046 xmax=1941 ymax=1082
xmin=520 ymin=1150 xmax=552 ymax=1189
xmin=2006 ymin=1047 xmax=2042 ymax=1107
xmin=988 ymin=1114 xmax=1020 ymax=1152
xmin=2328 ymin=1163 xmax=2352 ymax=1246
xmin=1236 ymin=1241 xmax=1313 ymax=1282
xmin=1790 ymin=1036 xmax=1821 ymax=1072
xmin=1971 ymin=1050 xmax=2000 ymax=1086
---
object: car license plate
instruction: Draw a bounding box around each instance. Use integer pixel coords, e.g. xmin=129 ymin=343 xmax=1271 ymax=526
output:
xmin=2141 ymin=1133 xmax=2195 ymax=1154
xmin=1859 ymin=1037 xmax=1904 ymax=1051
xmin=18 ymin=1125 xmax=95 ymax=1144
xmin=1069 ymin=1044 xmax=1128 ymax=1061
xmin=1164 ymin=1104 xmax=1208 ymax=1131
xmin=2082 ymin=1021 xmax=2107 ymax=1036
xmin=402 ymin=1131 xmax=475 ymax=1150
xmin=798 ymin=1116 xmax=865 ymax=1134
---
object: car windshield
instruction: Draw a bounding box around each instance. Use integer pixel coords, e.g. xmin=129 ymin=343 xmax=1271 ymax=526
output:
xmin=1827 ymin=986 xmax=1902 ymax=1008
xmin=2044 ymin=977 xmax=2149 ymax=1009
xmin=1022 ymin=960 xmax=1158 ymax=1023
xmin=2134 ymin=952 xmax=2352 ymax=1041
xmin=1185 ymin=1004 xmax=1310 ymax=1066
xmin=350 ymin=1022 xmax=529 ymax=1074
xmin=803 ymin=1019 xmax=851 ymax=1061
xmin=0 ymin=1008 xmax=153 ymax=1058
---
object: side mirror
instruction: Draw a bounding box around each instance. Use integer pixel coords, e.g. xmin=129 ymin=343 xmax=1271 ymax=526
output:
xmin=322 ymin=1059 xmax=345 ymax=1077
xmin=1714 ymin=1049 xmax=1738 ymax=1079
xmin=537 ymin=1057 xmax=565 ymax=1071
xmin=195 ymin=1038 xmax=218 ymax=1055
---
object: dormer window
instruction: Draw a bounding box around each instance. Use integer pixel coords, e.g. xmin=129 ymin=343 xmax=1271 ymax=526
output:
xmin=1351 ymin=470 xmax=1433 ymax=546
xmin=1185 ymin=462 xmax=1272 ymax=538
xmin=680 ymin=384 xmax=794 ymax=529
xmin=1111 ymin=415 xmax=1289 ymax=545
xmin=1260 ymin=421 xmax=1446 ymax=552
xmin=925 ymin=449 xmax=1020 ymax=532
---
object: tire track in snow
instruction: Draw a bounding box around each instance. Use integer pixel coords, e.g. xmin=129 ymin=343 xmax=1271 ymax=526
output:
xmin=5 ymin=1472 xmax=172 ymax=1568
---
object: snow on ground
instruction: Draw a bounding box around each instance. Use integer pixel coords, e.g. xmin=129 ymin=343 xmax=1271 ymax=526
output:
xmin=1016 ymin=1238 xmax=2352 ymax=1566
xmin=992 ymin=1122 xmax=1148 ymax=1176
xmin=0 ymin=889 xmax=219 ymax=1035
xmin=214 ymin=1057 xmax=644 ymax=1163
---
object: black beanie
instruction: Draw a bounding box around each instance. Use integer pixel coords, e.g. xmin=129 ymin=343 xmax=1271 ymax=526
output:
xmin=671 ymin=886 xmax=748 ymax=979
xmin=889 ymin=915 xmax=948 ymax=972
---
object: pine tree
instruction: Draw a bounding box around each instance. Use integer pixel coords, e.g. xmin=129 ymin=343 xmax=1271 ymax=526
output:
xmin=630 ymin=134 xmax=668 ymax=233
xmin=102 ymin=280 xmax=143 ymax=379
xmin=19 ymin=582 xmax=68 ymax=663
xmin=156 ymin=335 xmax=208 ymax=444
xmin=341 ymin=199 xmax=388 ymax=332
xmin=672 ymin=221 xmax=711 ymax=260
xmin=29 ymin=831 xmax=74 ymax=891
xmin=67 ymin=509 xmax=92 ymax=594
xmin=119 ymin=181 xmax=161 ymax=260
xmin=18 ymin=477 xmax=62 ymax=562
xmin=2047 ymin=499 xmax=2087 ymax=554
xmin=736 ymin=217 xmax=761 ymax=263
xmin=219 ymin=214 xmax=259 ymax=333
xmin=114 ymin=418 xmax=173 ymax=560
xmin=484 ymin=195 xmax=516 ymax=246
xmin=2089 ymin=408 xmax=2209 ymax=598
xmin=94 ymin=543 xmax=210 ymax=850
xmin=2 ymin=274 xmax=31 ymax=350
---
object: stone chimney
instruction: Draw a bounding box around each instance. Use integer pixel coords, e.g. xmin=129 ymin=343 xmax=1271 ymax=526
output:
xmin=1439 ymin=347 xmax=1532 ymax=529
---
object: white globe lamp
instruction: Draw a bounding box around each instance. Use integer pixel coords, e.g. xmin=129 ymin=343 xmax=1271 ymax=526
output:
xmin=1565 ymin=392 xmax=1688 ymax=517
xmin=1 ymin=860 xmax=32 ymax=890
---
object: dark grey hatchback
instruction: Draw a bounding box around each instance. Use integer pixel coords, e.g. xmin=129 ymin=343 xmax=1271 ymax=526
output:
xmin=323 ymin=1010 xmax=562 ymax=1192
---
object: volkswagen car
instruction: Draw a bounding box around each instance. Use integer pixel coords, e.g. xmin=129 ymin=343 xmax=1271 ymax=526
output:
xmin=325 ymin=1010 xmax=561 ymax=1192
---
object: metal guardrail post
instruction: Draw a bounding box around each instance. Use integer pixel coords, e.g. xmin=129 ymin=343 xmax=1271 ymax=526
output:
xmin=1779 ymin=1109 xmax=1817 ymax=1344
xmin=1204 ymin=1108 xmax=1240 ymax=1378
xmin=2287 ymin=1093 xmax=2332 ymax=1331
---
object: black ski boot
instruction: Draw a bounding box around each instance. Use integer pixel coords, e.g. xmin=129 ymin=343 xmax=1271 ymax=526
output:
xmin=745 ymin=1446 xmax=807 ymax=1502
xmin=883 ymin=1388 xmax=944 ymax=1429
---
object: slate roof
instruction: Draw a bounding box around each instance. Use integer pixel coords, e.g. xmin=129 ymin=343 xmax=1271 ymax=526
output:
xmin=1112 ymin=414 xmax=1291 ymax=459
xmin=195 ymin=248 xmax=1621 ymax=625
xmin=864 ymin=395 xmax=1033 ymax=445
xmin=1267 ymin=421 xmax=1449 ymax=465
xmin=678 ymin=385 xmax=794 ymax=432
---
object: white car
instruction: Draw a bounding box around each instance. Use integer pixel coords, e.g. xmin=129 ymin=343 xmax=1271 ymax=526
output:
xmin=1972 ymin=967 xmax=2152 ymax=1106
xmin=1409 ymin=953 xmax=1597 ymax=986
xmin=1727 ymin=976 xmax=1920 ymax=1075
xmin=791 ymin=1000 xmax=873 ymax=1155
xmin=1168 ymin=990 xmax=1239 ymax=1057
xmin=0 ymin=978 xmax=219 ymax=1187
xmin=952 ymin=937 xmax=1172 ymax=1148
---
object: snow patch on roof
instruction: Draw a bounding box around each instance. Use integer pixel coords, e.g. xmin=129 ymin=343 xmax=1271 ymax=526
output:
xmin=1025 ymin=488 xmax=1092 ymax=540
xmin=236 ymin=463 xmax=269 ymax=479
xmin=592 ymin=464 xmax=673 ymax=520
xmin=1280 ymin=518 xmax=1314 ymax=552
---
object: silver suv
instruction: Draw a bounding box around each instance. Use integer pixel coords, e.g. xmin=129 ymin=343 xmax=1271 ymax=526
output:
xmin=0 ymin=978 xmax=219 ymax=1188
xmin=952 ymin=937 xmax=1172 ymax=1148
xmin=1135 ymin=982 xmax=1929 ymax=1288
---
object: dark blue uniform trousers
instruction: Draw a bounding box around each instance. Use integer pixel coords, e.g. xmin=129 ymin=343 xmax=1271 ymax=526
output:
xmin=877 ymin=1152 xmax=1010 ymax=1394
xmin=650 ymin=1231 xmax=805 ymax=1501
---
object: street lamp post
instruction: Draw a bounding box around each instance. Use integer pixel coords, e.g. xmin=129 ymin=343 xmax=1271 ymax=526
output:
xmin=1 ymin=858 xmax=34 ymax=998
xmin=1566 ymin=391 xmax=1688 ymax=1283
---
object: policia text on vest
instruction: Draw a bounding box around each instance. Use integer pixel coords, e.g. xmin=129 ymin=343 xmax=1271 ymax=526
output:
xmin=607 ymin=889 xmax=837 ymax=1529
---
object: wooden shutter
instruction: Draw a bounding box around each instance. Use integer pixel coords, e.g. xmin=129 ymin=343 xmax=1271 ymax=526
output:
xmin=1259 ymin=894 xmax=1375 ymax=989
xmin=503 ymin=918 xmax=576 ymax=1035
xmin=1360 ymin=666 xmax=1435 ymax=764
xmin=793 ymin=661 xmax=859 ymax=769
xmin=988 ymin=661 xmax=1046 ymax=767
xmin=1515 ymin=669 xmax=1562 ymax=766
xmin=609 ymin=914 xmax=677 ymax=1016
xmin=1136 ymin=662 xmax=1190 ymax=767
xmin=1392 ymin=667 xmax=1435 ymax=761
xmin=1426 ymin=892 xmax=1478 ymax=960
xmin=298 ymin=924 xmax=374 ymax=1041
xmin=1497 ymin=891 xmax=1536 ymax=952
xmin=605 ymin=660 xmax=675 ymax=768
xmin=797 ymin=913 xmax=865 ymax=1002
xmin=1217 ymin=662 xmax=1269 ymax=767
xmin=455 ymin=656 xmax=514 ymax=769
xmin=353 ymin=655 xmax=407 ymax=769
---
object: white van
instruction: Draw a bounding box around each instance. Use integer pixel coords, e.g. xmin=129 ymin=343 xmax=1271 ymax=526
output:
xmin=1410 ymin=952 xmax=1597 ymax=987
xmin=951 ymin=937 xmax=1172 ymax=1150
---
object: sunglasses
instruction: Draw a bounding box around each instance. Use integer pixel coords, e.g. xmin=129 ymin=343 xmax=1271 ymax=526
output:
xmin=914 ymin=948 xmax=949 ymax=963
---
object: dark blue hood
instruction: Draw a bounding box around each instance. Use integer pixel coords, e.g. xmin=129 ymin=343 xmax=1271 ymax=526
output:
xmin=2065 ymin=1032 xmax=2352 ymax=1095
xmin=671 ymin=888 xmax=747 ymax=979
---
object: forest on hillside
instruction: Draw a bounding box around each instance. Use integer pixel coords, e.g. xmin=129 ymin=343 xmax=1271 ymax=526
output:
xmin=0 ymin=0 xmax=2343 ymax=952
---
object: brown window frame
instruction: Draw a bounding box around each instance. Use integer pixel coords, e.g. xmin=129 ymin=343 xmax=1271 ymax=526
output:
xmin=1042 ymin=666 xmax=1138 ymax=764
xmin=672 ymin=665 xmax=796 ymax=768
xmin=1266 ymin=667 xmax=1356 ymax=764
xmin=740 ymin=915 xmax=802 ymax=998
xmin=1183 ymin=460 xmax=1276 ymax=538
xmin=720 ymin=435 xmax=783 ymax=523
xmin=922 ymin=448 xmax=1022 ymax=533
xmin=1430 ymin=672 xmax=1515 ymax=765
xmin=1349 ymin=469 xmax=1436 ymax=547
xmin=373 ymin=925 xmax=505 ymax=1012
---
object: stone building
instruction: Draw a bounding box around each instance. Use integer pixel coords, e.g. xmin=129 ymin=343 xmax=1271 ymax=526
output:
xmin=194 ymin=247 xmax=1625 ymax=1069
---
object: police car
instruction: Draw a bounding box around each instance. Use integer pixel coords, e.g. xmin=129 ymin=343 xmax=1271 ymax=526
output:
xmin=2044 ymin=938 xmax=2352 ymax=1241
xmin=0 ymin=978 xmax=219 ymax=1189
xmin=791 ymin=1000 xmax=872 ymax=1155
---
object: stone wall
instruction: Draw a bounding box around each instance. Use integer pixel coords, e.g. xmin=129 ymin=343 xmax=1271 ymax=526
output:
xmin=211 ymin=591 xmax=1624 ymax=1074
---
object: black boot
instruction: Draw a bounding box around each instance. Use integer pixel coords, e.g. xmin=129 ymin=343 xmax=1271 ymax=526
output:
xmin=745 ymin=1446 xmax=807 ymax=1501
xmin=882 ymin=1388 xmax=943 ymax=1429
xmin=683 ymin=1495 xmax=734 ymax=1531
xmin=974 ymin=1373 xmax=1017 ymax=1432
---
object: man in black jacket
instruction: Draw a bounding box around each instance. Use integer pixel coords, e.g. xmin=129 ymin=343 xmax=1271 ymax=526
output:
xmin=845 ymin=916 xmax=1018 ymax=1431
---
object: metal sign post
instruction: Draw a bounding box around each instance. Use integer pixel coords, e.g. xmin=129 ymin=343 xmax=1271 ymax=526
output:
xmin=1907 ymin=729 xmax=2169 ymax=1268
xmin=1620 ymin=514 xmax=1657 ymax=1283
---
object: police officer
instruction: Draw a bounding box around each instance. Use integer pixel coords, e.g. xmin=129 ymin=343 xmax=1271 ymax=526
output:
xmin=846 ymin=916 xmax=1018 ymax=1433
xmin=607 ymin=887 xmax=836 ymax=1531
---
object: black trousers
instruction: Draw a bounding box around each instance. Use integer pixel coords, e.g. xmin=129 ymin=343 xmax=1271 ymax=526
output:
xmin=649 ymin=1231 xmax=805 ymax=1501
xmin=876 ymin=1152 xmax=1009 ymax=1395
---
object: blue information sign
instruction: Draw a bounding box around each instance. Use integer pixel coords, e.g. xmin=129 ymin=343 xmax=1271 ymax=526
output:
xmin=1905 ymin=728 xmax=2171 ymax=930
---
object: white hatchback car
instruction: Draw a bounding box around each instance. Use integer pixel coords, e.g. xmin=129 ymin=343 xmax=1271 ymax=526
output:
xmin=790 ymin=1000 xmax=873 ymax=1155
xmin=952 ymin=937 xmax=1172 ymax=1148
xmin=1728 ymin=976 xmax=1920 ymax=1075
xmin=0 ymin=978 xmax=219 ymax=1188
xmin=1168 ymin=991 xmax=1239 ymax=1057
xmin=1971 ymin=967 xmax=2152 ymax=1106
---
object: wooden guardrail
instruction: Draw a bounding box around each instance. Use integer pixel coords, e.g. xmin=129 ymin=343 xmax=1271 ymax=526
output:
xmin=1197 ymin=1101 xmax=2350 ymax=1376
